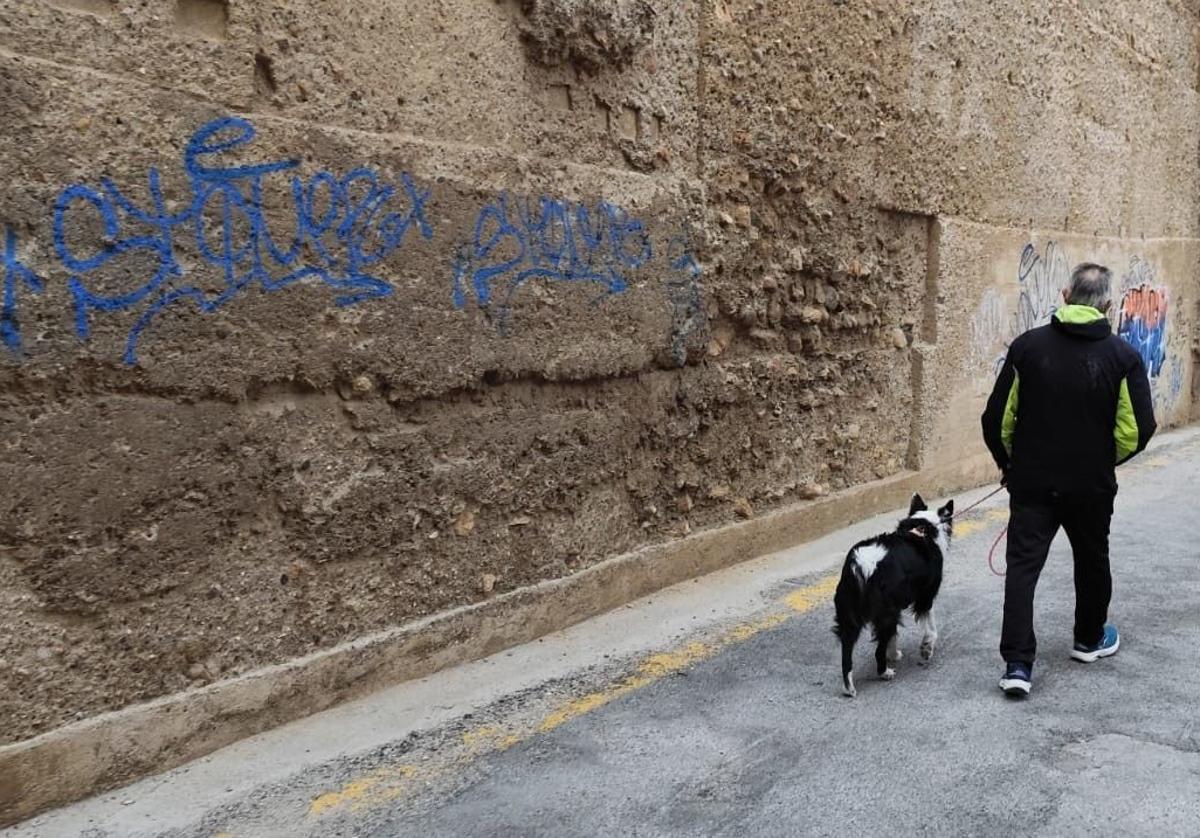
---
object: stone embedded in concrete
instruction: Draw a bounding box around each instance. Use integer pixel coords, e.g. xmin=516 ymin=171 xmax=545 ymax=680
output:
xmin=518 ymin=0 xmax=657 ymax=73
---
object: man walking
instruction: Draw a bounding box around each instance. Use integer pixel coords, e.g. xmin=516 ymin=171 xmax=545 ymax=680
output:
xmin=981 ymin=263 xmax=1156 ymax=697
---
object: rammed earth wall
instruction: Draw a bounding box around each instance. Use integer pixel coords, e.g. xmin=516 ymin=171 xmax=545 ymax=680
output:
xmin=1 ymin=0 xmax=1197 ymax=814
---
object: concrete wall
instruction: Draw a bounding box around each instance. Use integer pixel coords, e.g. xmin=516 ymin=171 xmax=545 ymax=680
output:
xmin=2 ymin=0 xmax=1197 ymax=755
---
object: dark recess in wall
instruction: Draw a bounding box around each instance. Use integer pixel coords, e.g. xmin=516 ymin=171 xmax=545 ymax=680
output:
xmin=254 ymin=51 xmax=277 ymax=97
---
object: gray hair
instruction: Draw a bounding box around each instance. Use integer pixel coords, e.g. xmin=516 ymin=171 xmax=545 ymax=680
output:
xmin=1065 ymin=263 xmax=1112 ymax=309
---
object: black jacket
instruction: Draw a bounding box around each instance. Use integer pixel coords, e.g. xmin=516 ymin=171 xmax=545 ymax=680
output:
xmin=981 ymin=305 xmax=1156 ymax=498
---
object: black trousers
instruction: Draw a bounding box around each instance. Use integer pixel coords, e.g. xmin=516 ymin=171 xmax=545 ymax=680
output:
xmin=1000 ymin=492 xmax=1114 ymax=664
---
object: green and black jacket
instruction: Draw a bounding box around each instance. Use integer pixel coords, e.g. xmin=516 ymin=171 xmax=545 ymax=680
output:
xmin=981 ymin=305 xmax=1157 ymax=498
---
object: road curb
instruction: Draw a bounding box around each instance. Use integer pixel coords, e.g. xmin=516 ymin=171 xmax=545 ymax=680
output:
xmin=0 ymin=448 xmax=1118 ymax=826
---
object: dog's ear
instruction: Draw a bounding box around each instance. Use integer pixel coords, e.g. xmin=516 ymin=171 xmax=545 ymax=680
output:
xmin=938 ymin=500 xmax=954 ymax=521
xmin=909 ymin=493 xmax=927 ymax=515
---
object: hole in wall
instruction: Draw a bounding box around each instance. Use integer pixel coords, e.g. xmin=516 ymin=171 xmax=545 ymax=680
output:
xmin=545 ymin=83 xmax=572 ymax=111
xmin=254 ymin=52 xmax=278 ymax=97
xmin=617 ymin=105 xmax=639 ymax=141
xmin=1195 ymin=26 xmax=1200 ymax=92
xmin=592 ymin=96 xmax=611 ymax=133
xmin=175 ymin=0 xmax=228 ymax=40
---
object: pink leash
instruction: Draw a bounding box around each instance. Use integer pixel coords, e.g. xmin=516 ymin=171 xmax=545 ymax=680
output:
xmin=987 ymin=524 xmax=1009 ymax=577
xmin=949 ymin=485 xmax=1006 ymax=519
xmin=950 ymin=485 xmax=1009 ymax=577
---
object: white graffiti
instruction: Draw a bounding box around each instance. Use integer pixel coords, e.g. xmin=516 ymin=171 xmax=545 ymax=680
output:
xmin=1015 ymin=241 xmax=1067 ymax=335
xmin=966 ymin=241 xmax=1067 ymax=385
xmin=967 ymin=287 xmax=1011 ymax=377
xmin=1120 ymin=255 xmax=1157 ymax=292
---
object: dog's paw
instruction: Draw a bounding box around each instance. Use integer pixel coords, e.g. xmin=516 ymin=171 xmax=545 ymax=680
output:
xmin=920 ymin=637 xmax=937 ymax=661
xmin=842 ymin=674 xmax=856 ymax=697
xmin=880 ymin=667 xmax=896 ymax=681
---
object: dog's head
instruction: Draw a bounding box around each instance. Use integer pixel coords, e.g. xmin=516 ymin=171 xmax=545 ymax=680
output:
xmin=900 ymin=493 xmax=954 ymax=552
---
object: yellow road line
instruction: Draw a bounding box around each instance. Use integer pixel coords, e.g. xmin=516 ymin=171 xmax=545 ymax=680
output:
xmin=954 ymin=506 xmax=1009 ymax=538
xmin=461 ymin=725 xmax=521 ymax=752
xmin=307 ymin=572 xmax=840 ymax=818
xmin=309 ymin=766 xmax=418 ymax=815
xmin=783 ymin=573 xmax=840 ymax=612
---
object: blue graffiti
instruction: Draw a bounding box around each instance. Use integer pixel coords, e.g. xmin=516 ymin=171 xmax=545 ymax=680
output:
xmin=1119 ymin=315 xmax=1168 ymax=379
xmin=451 ymin=193 xmax=651 ymax=331
xmin=2 ymin=227 xmax=45 ymax=354
xmin=1116 ymin=284 xmax=1168 ymax=380
xmin=4 ymin=116 xmax=704 ymax=366
xmin=50 ymin=116 xmax=432 ymax=364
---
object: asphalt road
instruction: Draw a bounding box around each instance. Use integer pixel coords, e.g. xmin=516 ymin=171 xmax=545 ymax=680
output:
xmin=12 ymin=428 xmax=1200 ymax=838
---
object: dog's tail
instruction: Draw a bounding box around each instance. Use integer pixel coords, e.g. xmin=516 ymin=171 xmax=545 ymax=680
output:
xmin=832 ymin=556 xmax=868 ymax=636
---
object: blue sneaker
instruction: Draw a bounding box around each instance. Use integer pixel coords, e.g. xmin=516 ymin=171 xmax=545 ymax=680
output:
xmin=999 ymin=661 xmax=1032 ymax=697
xmin=1070 ymin=624 xmax=1120 ymax=663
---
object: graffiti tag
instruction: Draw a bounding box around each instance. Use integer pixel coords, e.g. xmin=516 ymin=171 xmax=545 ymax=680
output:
xmin=46 ymin=117 xmax=433 ymax=364
xmin=2 ymin=117 xmax=705 ymax=367
xmin=450 ymin=194 xmax=651 ymax=332
xmin=1117 ymin=283 xmax=1168 ymax=379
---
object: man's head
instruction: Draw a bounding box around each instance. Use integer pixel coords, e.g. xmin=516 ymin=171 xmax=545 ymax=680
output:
xmin=1062 ymin=263 xmax=1113 ymax=313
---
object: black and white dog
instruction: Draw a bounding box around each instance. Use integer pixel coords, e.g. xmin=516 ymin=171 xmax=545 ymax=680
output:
xmin=833 ymin=493 xmax=953 ymax=697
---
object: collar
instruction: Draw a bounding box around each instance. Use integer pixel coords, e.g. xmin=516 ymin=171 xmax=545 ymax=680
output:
xmin=1053 ymin=304 xmax=1107 ymax=324
xmin=1051 ymin=305 xmax=1112 ymax=340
